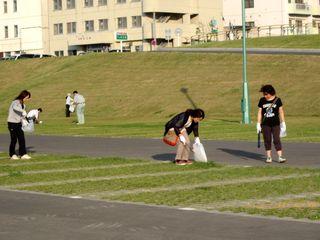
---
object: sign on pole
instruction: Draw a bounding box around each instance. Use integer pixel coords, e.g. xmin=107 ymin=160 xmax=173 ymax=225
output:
xmin=175 ymin=28 xmax=183 ymax=47
xmin=114 ymin=32 xmax=128 ymax=52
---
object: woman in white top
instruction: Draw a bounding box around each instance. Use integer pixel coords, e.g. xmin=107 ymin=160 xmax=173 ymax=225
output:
xmin=7 ymin=90 xmax=32 ymax=160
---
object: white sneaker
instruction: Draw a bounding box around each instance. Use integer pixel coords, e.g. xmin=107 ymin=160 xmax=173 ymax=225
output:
xmin=10 ymin=154 xmax=20 ymax=160
xmin=278 ymin=156 xmax=286 ymax=163
xmin=265 ymin=157 xmax=272 ymax=163
xmin=21 ymin=154 xmax=31 ymax=160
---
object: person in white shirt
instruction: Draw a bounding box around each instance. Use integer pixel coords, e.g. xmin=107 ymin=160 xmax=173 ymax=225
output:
xmin=65 ymin=93 xmax=73 ymax=117
xmin=27 ymin=108 xmax=43 ymax=124
xmin=73 ymin=91 xmax=85 ymax=124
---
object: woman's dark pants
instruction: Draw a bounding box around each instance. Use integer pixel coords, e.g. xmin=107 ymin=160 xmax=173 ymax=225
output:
xmin=262 ymin=125 xmax=282 ymax=151
xmin=66 ymin=104 xmax=70 ymax=117
xmin=8 ymin=122 xmax=26 ymax=157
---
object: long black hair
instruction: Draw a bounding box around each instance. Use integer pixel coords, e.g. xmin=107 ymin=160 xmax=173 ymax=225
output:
xmin=15 ymin=90 xmax=31 ymax=101
xmin=186 ymin=108 xmax=205 ymax=119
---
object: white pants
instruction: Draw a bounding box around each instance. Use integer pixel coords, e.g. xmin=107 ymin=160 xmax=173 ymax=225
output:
xmin=76 ymin=104 xmax=85 ymax=124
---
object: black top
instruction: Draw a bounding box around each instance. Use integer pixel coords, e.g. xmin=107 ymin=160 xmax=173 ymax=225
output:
xmin=258 ymin=97 xmax=283 ymax=127
xmin=164 ymin=111 xmax=199 ymax=137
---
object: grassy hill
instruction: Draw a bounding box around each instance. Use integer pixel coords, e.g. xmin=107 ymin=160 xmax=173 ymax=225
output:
xmin=0 ymin=52 xmax=319 ymax=141
xmin=191 ymin=35 xmax=320 ymax=49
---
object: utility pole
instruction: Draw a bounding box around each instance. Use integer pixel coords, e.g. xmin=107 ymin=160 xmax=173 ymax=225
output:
xmin=241 ymin=0 xmax=251 ymax=124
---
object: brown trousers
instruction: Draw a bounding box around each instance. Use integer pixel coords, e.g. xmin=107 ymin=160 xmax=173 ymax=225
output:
xmin=262 ymin=125 xmax=282 ymax=151
xmin=175 ymin=130 xmax=191 ymax=161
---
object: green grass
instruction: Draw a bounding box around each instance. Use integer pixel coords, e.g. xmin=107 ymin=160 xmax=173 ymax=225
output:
xmin=191 ymin=35 xmax=320 ymax=49
xmin=0 ymin=52 xmax=319 ymax=141
xmin=0 ymin=152 xmax=319 ymax=221
xmin=222 ymin=196 xmax=320 ymax=220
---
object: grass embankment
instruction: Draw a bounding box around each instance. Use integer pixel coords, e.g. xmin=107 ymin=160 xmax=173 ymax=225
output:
xmin=191 ymin=35 xmax=320 ymax=49
xmin=0 ymin=52 xmax=319 ymax=141
xmin=0 ymin=153 xmax=319 ymax=220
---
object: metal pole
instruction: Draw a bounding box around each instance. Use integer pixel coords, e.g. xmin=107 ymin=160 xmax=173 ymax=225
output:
xmin=241 ymin=0 xmax=250 ymax=124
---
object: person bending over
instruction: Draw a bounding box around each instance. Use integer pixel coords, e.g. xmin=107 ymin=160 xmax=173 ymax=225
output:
xmin=164 ymin=109 xmax=205 ymax=165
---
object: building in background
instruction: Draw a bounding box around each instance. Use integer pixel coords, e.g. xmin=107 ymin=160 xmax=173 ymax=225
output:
xmin=222 ymin=0 xmax=320 ymax=39
xmin=0 ymin=0 xmax=223 ymax=56
xmin=0 ymin=0 xmax=50 ymax=57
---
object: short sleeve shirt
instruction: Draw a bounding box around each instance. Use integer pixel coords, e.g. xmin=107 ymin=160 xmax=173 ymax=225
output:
xmin=258 ymin=97 xmax=283 ymax=126
xmin=27 ymin=109 xmax=39 ymax=120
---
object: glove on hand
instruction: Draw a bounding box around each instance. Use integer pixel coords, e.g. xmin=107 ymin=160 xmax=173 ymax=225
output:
xmin=256 ymin=123 xmax=262 ymax=134
xmin=179 ymin=134 xmax=186 ymax=145
xmin=194 ymin=137 xmax=201 ymax=145
xmin=22 ymin=110 xmax=27 ymax=117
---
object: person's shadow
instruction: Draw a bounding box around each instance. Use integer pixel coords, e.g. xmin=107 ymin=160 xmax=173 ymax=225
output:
xmin=217 ymin=148 xmax=265 ymax=161
xmin=152 ymin=153 xmax=175 ymax=162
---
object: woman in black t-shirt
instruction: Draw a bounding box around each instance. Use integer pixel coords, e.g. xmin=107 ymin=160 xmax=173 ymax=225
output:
xmin=257 ymin=85 xmax=287 ymax=163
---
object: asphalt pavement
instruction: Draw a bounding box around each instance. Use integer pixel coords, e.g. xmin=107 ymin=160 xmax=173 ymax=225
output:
xmin=0 ymin=189 xmax=319 ymax=240
xmin=157 ymin=47 xmax=320 ymax=55
xmin=0 ymin=134 xmax=319 ymax=239
xmin=0 ymin=134 xmax=319 ymax=167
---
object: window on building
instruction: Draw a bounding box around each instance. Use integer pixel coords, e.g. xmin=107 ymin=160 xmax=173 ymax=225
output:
xmin=4 ymin=1 xmax=7 ymax=13
xmin=99 ymin=19 xmax=108 ymax=30
xmin=67 ymin=0 xmax=75 ymax=9
xmin=13 ymin=0 xmax=17 ymax=12
xmin=4 ymin=26 xmax=8 ymax=38
xmin=53 ymin=0 xmax=62 ymax=10
xmin=67 ymin=22 xmax=77 ymax=33
xmin=54 ymin=50 xmax=64 ymax=56
xmin=98 ymin=0 xmax=107 ymax=6
xmin=84 ymin=0 xmax=93 ymax=7
xmin=132 ymin=16 xmax=142 ymax=28
xmin=85 ymin=20 xmax=94 ymax=31
xmin=245 ymin=0 xmax=254 ymax=8
xmin=14 ymin=25 xmax=18 ymax=37
xmin=54 ymin=23 xmax=63 ymax=35
xmin=117 ymin=17 xmax=127 ymax=29
xmin=117 ymin=0 xmax=126 ymax=4
xmin=295 ymin=0 xmax=303 ymax=3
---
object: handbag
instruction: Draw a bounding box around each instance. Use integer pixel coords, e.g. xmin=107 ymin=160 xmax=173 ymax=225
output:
xmin=163 ymin=129 xmax=178 ymax=146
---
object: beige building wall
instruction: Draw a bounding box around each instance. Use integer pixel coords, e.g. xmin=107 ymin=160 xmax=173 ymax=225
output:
xmin=48 ymin=0 xmax=223 ymax=55
xmin=1 ymin=0 xmax=223 ymax=56
xmin=223 ymin=0 xmax=320 ymax=38
xmin=0 ymin=0 xmax=48 ymax=56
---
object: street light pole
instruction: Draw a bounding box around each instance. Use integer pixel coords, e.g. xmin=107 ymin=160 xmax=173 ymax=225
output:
xmin=241 ymin=0 xmax=251 ymax=124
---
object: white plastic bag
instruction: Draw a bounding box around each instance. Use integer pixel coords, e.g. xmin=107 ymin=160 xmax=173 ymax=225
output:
xmin=69 ymin=105 xmax=75 ymax=113
xmin=21 ymin=119 xmax=34 ymax=133
xmin=193 ymin=143 xmax=207 ymax=163
xmin=280 ymin=130 xmax=287 ymax=138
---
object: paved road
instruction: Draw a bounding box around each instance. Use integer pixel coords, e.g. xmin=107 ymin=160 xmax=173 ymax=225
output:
xmin=0 ymin=134 xmax=319 ymax=167
xmin=0 ymin=189 xmax=319 ymax=240
xmin=1 ymin=134 xmax=319 ymax=239
xmin=157 ymin=47 xmax=320 ymax=55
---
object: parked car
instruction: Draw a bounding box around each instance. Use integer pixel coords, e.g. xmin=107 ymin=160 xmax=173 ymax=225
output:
xmin=13 ymin=53 xmax=55 ymax=60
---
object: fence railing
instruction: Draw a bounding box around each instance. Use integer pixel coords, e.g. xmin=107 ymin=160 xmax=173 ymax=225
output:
xmin=188 ymin=23 xmax=319 ymax=45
